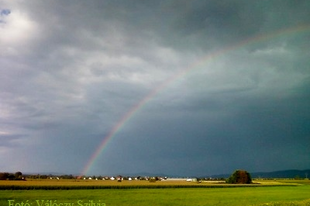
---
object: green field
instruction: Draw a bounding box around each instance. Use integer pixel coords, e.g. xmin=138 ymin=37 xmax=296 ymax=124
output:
xmin=1 ymin=180 xmax=310 ymax=206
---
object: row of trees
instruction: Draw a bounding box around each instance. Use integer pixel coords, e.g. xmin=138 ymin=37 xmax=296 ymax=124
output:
xmin=26 ymin=174 xmax=76 ymax=179
xmin=0 ymin=171 xmax=24 ymax=180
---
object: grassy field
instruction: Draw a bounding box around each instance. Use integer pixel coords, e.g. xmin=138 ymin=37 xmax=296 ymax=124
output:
xmin=1 ymin=179 xmax=310 ymax=206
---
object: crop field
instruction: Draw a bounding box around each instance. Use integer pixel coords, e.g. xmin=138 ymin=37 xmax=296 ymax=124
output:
xmin=1 ymin=179 xmax=310 ymax=206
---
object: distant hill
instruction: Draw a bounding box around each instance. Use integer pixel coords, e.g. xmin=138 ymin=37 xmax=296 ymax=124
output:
xmin=210 ymin=169 xmax=310 ymax=179
xmin=251 ymin=169 xmax=310 ymax=179
xmin=24 ymin=172 xmax=67 ymax=176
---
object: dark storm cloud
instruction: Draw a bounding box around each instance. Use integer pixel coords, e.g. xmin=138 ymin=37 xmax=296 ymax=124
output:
xmin=1 ymin=0 xmax=309 ymax=176
xmin=103 ymin=86 xmax=310 ymax=176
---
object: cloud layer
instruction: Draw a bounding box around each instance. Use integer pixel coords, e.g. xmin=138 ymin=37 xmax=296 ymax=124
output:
xmin=1 ymin=0 xmax=310 ymax=176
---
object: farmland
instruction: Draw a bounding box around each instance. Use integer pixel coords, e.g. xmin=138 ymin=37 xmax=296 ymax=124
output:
xmin=0 ymin=179 xmax=310 ymax=206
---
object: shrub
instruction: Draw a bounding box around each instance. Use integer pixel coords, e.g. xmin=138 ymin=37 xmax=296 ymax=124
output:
xmin=149 ymin=177 xmax=157 ymax=182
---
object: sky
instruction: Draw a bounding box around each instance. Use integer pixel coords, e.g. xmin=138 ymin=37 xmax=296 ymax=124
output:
xmin=1 ymin=0 xmax=310 ymax=177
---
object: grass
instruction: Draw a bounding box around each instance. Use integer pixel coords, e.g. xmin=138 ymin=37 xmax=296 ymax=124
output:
xmin=1 ymin=179 xmax=310 ymax=206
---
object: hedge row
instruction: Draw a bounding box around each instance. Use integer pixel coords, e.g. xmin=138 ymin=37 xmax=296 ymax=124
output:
xmin=0 ymin=184 xmax=294 ymax=190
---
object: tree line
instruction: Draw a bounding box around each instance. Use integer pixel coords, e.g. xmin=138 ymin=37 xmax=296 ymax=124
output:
xmin=0 ymin=171 xmax=24 ymax=180
xmin=1 ymin=170 xmax=256 ymax=184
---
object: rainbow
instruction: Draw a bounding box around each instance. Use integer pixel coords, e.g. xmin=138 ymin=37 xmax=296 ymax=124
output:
xmin=80 ymin=24 xmax=310 ymax=176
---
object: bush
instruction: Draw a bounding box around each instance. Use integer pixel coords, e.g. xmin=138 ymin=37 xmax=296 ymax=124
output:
xmin=226 ymin=170 xmax=252 ymax=184
xmin=149 ymin=177 xmax=157 ymax=182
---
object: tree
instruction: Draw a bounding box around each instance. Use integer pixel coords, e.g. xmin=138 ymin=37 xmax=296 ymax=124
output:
xmin=0 ymin=173 xmax=9 ymax=180
xmin=226 ymin=170 xmax=252 ymax=184
xmin=15 ymin=171 xmax=23 ymax=180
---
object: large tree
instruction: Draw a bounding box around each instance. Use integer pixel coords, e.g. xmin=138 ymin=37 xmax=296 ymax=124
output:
xmin=226 ymin=170 xmax=252 ymax=184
